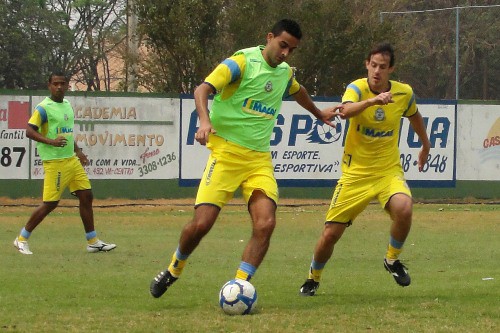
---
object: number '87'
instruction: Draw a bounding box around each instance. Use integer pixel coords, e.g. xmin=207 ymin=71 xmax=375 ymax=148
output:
xmin=1 ymin=147 xmax=26 ymax=167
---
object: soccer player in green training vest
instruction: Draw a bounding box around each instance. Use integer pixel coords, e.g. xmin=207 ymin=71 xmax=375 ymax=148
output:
xmin=299 ymin=43 xmax=431 ymax=296
xmin=150 ymin=19 xmax=342 ymax=298
xmin=13 ymin=71 xmax=116 ymax=255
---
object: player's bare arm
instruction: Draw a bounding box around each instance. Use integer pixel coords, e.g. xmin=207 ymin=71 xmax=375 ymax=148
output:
xmin=193 ymin=83 xmax=217 ymax=145
xmin=340 ymin=91 xmax=394 ymax=119
xmin=293 ymin=85 xmax=342 ymax=127
xmin=408 ymin=110 xmax=431 ymax=172
xmin=26 ymin=124 xmax=67 ymax=147
xmin=75 ymin=143 xmax=89 ymax=166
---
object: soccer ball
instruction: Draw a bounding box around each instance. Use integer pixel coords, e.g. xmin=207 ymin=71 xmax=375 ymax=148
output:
xmin=219 ymin=279 xmax=257 ymax=315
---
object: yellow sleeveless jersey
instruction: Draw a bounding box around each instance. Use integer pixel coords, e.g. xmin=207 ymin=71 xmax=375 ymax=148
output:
xmin=204 ymin=46 xmax=300 ymax=152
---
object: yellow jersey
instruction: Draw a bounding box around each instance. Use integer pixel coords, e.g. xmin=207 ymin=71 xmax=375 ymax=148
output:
xmin=341 ymin=78 xmax=417 ymax=178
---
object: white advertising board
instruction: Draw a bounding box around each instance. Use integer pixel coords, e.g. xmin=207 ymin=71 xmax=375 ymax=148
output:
xmin=456 ymin=104 xmax=500 ymax=180
xmin=0 ymin=96 xmax=31 ymax=179
xmin=30 ymin=95 xmax=180 ymax=180
xmin=179 ymin=98 xmax=456 ymax=186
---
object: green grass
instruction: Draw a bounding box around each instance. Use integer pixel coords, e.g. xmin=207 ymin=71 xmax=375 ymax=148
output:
xmin=0 ymin=202 xmax=498 ymax=332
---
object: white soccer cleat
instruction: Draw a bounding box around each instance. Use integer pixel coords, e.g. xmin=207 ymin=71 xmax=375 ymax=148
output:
xmin=14 ymin=237 xmax=33 ymax=255
xmin=87 ymin=239 xmax=117 ymax=253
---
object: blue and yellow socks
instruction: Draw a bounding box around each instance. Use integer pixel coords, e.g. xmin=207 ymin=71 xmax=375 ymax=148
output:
xmin=86 ymin=230 xmax=98 ymax=244
xmin=168 ymin=248 xmax=189 ymax=278
xmin=385 ymin=236 xmax=404 ymax=263
xmin=18 ymin=227 xmax=31 ymax=242
xmin=308 ymin=258 xmax=326 ymax=282
xmin=235 ymin=261 xmax=256 ymax=281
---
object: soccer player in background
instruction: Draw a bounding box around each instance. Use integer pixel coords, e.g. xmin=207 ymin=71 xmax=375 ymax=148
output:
xmin=150 ymin=19 xmax=342 ymax=298
xmin=13 ymin=71 xmax=116 ymax=255
xmin=299 ymin=43 xmax=431 ymax=296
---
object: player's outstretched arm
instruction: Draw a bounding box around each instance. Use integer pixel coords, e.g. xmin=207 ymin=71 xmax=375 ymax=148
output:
xmin=293 ymin=85 xmax=342 ymax=127
xmin=341 ymin=91 xmax=394 ymax=119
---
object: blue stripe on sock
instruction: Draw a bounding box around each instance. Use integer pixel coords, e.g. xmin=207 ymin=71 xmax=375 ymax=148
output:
xmin=175 ymin=248 xmax=189 ymax=260
xmin=86 ymin=231 xmax=97 ymax=241
xmin=390 ymin=236 xmax=404 ymax=249
xmin=311 ymin=259 xmax=326 ymax=270
xmin=20 ymin=228 xmax=31 ymax=239
xmin=239 ymin=261 xmax=256 ymax=276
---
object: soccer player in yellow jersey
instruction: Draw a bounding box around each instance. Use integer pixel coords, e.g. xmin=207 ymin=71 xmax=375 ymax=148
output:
xmin=150 ymin=19 xmax=341 ymax=298
xmin=13 ymin=72 xmax=116 ymax=255
xmin=299 ymin=43 xmax=431 ymax=295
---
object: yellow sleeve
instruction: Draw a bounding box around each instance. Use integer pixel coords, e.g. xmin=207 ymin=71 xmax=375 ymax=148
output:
xmin=403 ymin=91 xmax=417 ymax=117
xmin=342 ymin=81 xmax=363 ymax=103
xmin=287 ymin=75 xmax=301 ymax=96
xmin=28 ymin=109 xmax=43 ymax=128
xmin=204 ymin=54 xmax=246 ymax=92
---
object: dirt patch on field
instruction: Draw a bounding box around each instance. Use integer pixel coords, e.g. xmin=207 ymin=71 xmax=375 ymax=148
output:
xmin=0 ymin=197 xmax=334 ymax=212
xmin=1 ymin=196 xmax=498 ymax=211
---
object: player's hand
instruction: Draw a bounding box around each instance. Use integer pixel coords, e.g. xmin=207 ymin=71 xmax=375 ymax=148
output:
xmin=417 ymin=145 xmax=430 ymax=172
xmin=76 ymin=149 xmax=89 ymax=166
xmin=195 ymin=121 xmax=216 ymax=146
xmin=320 ymin=104 xmax=344 ymax=126
xmin=371 ymin=91 xmax=394 ymax=105
xmin=52 ymin=136 xmax=68 ymax=148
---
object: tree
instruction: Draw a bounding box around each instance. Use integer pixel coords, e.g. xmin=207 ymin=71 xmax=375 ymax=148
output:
xmin=134 ymin=0 xmax=384 ymax=96
xmin=0 ymin=0 xmax=127 ymax=91
xmin=46 ymin=0 xmax=127 ymax=91
xmin=135 ymin=0 xmax=230 ymax=93
xmin=0 ymin=0 xmax=72 ymax=89
xmin=378 ymin=0 xmax=500 ymax=100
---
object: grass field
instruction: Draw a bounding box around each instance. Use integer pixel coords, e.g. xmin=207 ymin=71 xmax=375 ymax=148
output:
xmin=1 ymin=199 xmax=498 ymax=333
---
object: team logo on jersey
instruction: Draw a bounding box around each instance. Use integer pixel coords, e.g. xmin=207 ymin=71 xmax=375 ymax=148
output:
xmin=265 ymin=81 xmax=273 ymax=92
xmin=64 ymin=114 xmax=69 ymax=121
xmin=242 ymin=98 xmax=277 ymax=119
xmin=374 ymin=108 xmax=385 ymax=121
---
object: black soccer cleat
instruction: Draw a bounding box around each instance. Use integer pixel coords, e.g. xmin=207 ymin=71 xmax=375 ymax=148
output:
xmin=384 ymin=258 xmax=411 ymax=287
xmin=299 ymin=279 xmax=320 ymax=296
xmin=150 ymin=269 xmax=178 ymax=298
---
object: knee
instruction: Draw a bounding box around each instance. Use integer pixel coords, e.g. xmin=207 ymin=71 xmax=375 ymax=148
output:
xmin=78 ymin=190 xmax=93 ymax=205
xmin=44 ymin=202 xmax=59 ymax=213
xmin=253 ymin=217 xmax=276 ymax=237
xmin=322 ymin=224 xmax=344 ymax=244
xmin=396 ymin=200 xmax=413 ymax=222
xmin=188 ymin=218 xmax=214 ymax=237
xmin=388 ymin=195 xmax=413 ymax=223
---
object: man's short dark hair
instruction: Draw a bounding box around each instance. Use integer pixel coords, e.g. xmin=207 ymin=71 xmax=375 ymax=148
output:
xmin=271 ymin=19 xmax=302 ymax=40
xmin=48 ymin=71 xmax=68 ymax=83
xmin=367 ymin=43 xmax=395 ymax=67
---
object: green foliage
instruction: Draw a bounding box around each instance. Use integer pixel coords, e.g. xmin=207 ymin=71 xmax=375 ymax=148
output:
xmin=1 ymin=203 xmax=498 ymax=332
xmin=0 ymin=0 xmax=72 ymax=89
xmin=1 ymin=0 xmax=499 ymax=98
xmin=0 ymin=0 xmax=125 ymax=90
xmin=379 ymin=0 xmax=500 ymax=99
xmin=135 ymin=0 xmax=230 ymax=93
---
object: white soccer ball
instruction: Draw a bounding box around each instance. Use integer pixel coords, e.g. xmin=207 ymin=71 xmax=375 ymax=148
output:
xmin=219 ymin=279 xmax=257 ymax=315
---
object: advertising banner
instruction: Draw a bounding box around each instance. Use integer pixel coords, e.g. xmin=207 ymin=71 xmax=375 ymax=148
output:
xmin=180 ymin=98 xmax=456 ymax=186
xmin=456 ymin=104 xmax=500 ymax=180
xmin=0 ymin=96 xmax=31 ymax=179
xmin=29 ymin=95 xmax=180 ymax=180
